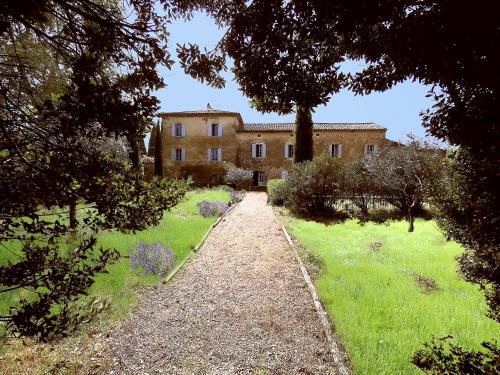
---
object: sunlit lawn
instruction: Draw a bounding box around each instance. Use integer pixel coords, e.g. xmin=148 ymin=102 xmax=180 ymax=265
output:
xmin=285 ymin=216 xmax=499 ymax=375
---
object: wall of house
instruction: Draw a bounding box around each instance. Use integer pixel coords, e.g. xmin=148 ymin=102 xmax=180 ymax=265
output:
xmin=237 ymin=129 xmax=388 ymax=181
xmin=161 ymin=114 xmax=240 ymax=185
xmin=158 ymin=113 xmax=388 ymax=186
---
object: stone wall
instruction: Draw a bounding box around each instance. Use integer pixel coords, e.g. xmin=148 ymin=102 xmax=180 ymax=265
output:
xmin=157 ymin=112 xmax=388 ymax=186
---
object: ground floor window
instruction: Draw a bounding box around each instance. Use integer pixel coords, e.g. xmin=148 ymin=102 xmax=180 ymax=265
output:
xmin=253 ymin=171 xmax=266 ymax=186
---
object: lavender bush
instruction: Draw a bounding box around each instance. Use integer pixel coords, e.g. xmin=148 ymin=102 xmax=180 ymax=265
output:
xmin=197 ymin=200 xmax=229 ymax=217
xmin=130 ymin=242 xmax=176 ymax=277
xmin=230 ymin=191 xmax=245 ymax=204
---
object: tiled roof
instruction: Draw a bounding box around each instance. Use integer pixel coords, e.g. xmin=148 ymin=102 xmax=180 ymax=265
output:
xmin=240 ymin=122 xmax=386 ymax=132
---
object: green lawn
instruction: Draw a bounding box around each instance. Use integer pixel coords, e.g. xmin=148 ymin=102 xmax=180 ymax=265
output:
xmin=286 ymin=217 xmax=499 ymax=375
xmin=0 ymin=188 xmax=230 ymax=326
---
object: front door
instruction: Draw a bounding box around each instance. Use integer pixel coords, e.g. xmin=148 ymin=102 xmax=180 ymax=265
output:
xmin=252 ymin=171 xmax=259 ymax=187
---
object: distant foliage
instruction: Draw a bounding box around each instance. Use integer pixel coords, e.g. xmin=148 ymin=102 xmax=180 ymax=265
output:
xmin=284 ymin=156 xmax=343 ymax=217
xmin=412 ymin=337 xmax=499 ymax=374
xmin=230 ymin=191 xmax=245 ymax=204
xmin=197 ymin=201 xmax=229 ymax=217
xmin=224 ymin=167 xmax=252 ymax=190
xmin=219 ymin=185 xmax=234 ymax=192
xmin=267 ymin=179 xmax=286 ymax=206
xmin=130 ymin=242 xmax=176 ymax=277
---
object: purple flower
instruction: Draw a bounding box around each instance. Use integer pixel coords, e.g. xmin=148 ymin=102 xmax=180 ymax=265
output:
xmin=130 ymin=242 xmax=176 ymax=277
xmin=197 ymin=200 xmax=229 ymax=217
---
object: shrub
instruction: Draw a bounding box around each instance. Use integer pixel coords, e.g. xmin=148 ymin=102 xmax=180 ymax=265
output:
xmin=283 ymin=156 xmax=343 ymax=217
xmin=197 ymin=200 xmax=229 ymax=217
xmin=224 ymin=167 xmax=252 ymax=189
xmin=267 ymin=179 xmax=286 ymax=206
xmin=230 ymin=190 xmax=245 ymax=204
xmin=412 ymin=337 xmax=499 ymax=374
xmin=130 ymin=242 xmax=176 ymax=277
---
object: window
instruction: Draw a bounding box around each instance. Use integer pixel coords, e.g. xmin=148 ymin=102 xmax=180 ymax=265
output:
xmin=284 ymin=144 xmax=294 ymax=159
xmin=330 ymin=144 xmax=343 ymax=158
xmin=208 ymin=147 xmax=221 ymax=162
xmin=281 ymin=170 xmax=289 ymax=179
xmin=171 ymin=148 xmax=185 ymax=161
xmin=252 ymin=143 xmax=266 ymax=158
xmin=256 ymin=144 xmax=263 ymax=158
xmin=258 ymin=171 xmax=266 ymax=186
xmin=175 ymin=123 xmax=183 ymax=137
xmin=172 ymin=123 xmax=185 ymax=137
xmin=365 ymin=144 xmax=376 ymax=156
xmin=209 ymin=123 xmax=222 ymax=137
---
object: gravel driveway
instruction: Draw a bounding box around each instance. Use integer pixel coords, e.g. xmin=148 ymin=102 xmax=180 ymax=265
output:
xmin=87 ymin=192 xmax=345 ymax=374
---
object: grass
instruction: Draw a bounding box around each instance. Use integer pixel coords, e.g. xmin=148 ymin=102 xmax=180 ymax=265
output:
xmin=285 ymin=216 xmax=500 ymax=375
xmin=0 ymin=188 xmax=230 ymax=325
xmin=90 ymin=188 xmax=230 ymax=320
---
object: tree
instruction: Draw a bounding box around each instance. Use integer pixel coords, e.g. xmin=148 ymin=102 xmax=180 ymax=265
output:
xmin=154 ymin=122 xmax=163 ymax=177
xmin=224 ymin=167 xmax=252 ymax=190
xmin=364 ymin=137 xmax=441 ymax=232
xmin=0 ymin=0 xmax=194 ymax=339
xmin=177 ymin=0 xmax=345 ymax=162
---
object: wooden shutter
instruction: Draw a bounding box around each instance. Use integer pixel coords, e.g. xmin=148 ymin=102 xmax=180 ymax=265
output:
xmin=284 ymin=144 xmax=288 ymax=158
xmin=374 ymin=144 xmax=379 ymax=154
xmin=218 ymin=123 xmax=222 ymax=137
xmin=329 ymin=144 xmax=333 ymax=158
xmin=208 ymin=123 xmax=212 ymax=136
xmin=217 ymin=148 xmax=222 ymax=161
xmin=251 ymin=144 xmax=256 ymax=158
xmin=171 ymin=148 xmax=176 ymax=161
xmin=338 ymin=144 xmax=343 ymax=158
xmin=171 ymin=123 xmax=175 ymax=137
xmin=181 ymin=148 xmax=185 ymax=161
xmin=364 ymin=144 xmax=368 ymax=156
xmin=207 ymin=148 xmax=211 ymax=161
xmin=181 ymin=124 xmax=186 ymax=137
xmin=262 ymin=144 xmax=267 ymax=158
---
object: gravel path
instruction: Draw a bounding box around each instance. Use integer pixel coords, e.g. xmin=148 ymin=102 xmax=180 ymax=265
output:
xmin=88 ymin=192 xmax=345 ymax=374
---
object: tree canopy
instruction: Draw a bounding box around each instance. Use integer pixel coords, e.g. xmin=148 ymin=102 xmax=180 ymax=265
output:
xmin=0 ymin=0 xmax=195 ymax=338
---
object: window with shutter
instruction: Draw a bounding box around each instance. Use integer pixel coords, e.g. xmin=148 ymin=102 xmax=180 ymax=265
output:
xmin=330 ymin=144 xmax=342 ymax=158
xmin=211 ymin=123 xmax=219 ymax=137
xmin=174 ymin=123 xmax=183 ymax=137
xmin=365 ymin=144 xmax=376 ymax=156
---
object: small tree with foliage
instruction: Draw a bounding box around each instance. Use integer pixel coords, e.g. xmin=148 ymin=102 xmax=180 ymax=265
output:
xmin=225 ymin=167 xmax=252 ymax=190
xmin=283 ymin=156 xmax=343 ymax=217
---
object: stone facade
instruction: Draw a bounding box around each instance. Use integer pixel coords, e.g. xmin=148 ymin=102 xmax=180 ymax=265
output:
xmin=157 ymin=107 xmax=388 ymax=186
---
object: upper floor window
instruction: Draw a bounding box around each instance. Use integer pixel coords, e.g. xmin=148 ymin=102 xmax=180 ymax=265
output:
xmin=171 ymin=123 xmax=185 ymax=137
xmin=364 ymin=144 xmax=378 ymax=156
xmin=284 ymin=144 xmax=294 ymax=159
xmin=252 ymin=143 xmax=266 ymax=158
xmin=208 ymin=123 xmax=222 ymax=137
xmin=330 ymin=144 xmax=343 ymax=158
xmin=171 ymin=148 xmax=185 ymax=161
xmin=208 ymin=147 xmax=222 ymax=162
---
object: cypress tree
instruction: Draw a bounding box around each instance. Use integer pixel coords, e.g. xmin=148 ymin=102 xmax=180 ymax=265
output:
xmin=147 ymin=126 xmax=156 ymax=157
xmin=154 ymin=122 xmax=163 ymax=177
xmin=294 ymin=106 xmax=314 ymax=163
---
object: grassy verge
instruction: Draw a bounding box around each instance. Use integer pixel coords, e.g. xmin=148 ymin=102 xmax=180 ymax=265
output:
xmin=0 ymin=188 xmax=230 ymax=325
xmin=284 ymin=214 xmax=500 ymax=375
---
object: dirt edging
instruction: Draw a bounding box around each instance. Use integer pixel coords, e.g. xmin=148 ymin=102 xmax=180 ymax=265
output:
xmin=282 ymin=225 xmax=353 ymax=375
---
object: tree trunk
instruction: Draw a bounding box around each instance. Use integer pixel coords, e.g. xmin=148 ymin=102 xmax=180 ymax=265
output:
xmin=154 ymin=123 xmax=163 ymax=177
xmin=294 ymin=105 xmax=314 ymax=163
xmin=69 ymin=198 xmax=77 ymax=230
xmin=408 ymin=206 xmax=414 ymax=232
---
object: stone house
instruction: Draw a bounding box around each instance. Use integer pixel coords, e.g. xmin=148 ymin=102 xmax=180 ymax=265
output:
xmin=153 ymin=106 xmax=388 ymax=187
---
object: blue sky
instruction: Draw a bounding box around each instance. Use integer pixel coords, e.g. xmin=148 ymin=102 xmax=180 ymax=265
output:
xmin=155 ymin=13 xmax=436 ymax=142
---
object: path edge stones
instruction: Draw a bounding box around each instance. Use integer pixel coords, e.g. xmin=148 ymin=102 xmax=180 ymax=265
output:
xmin=282 ymin=225 xmax=354 ymax=375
